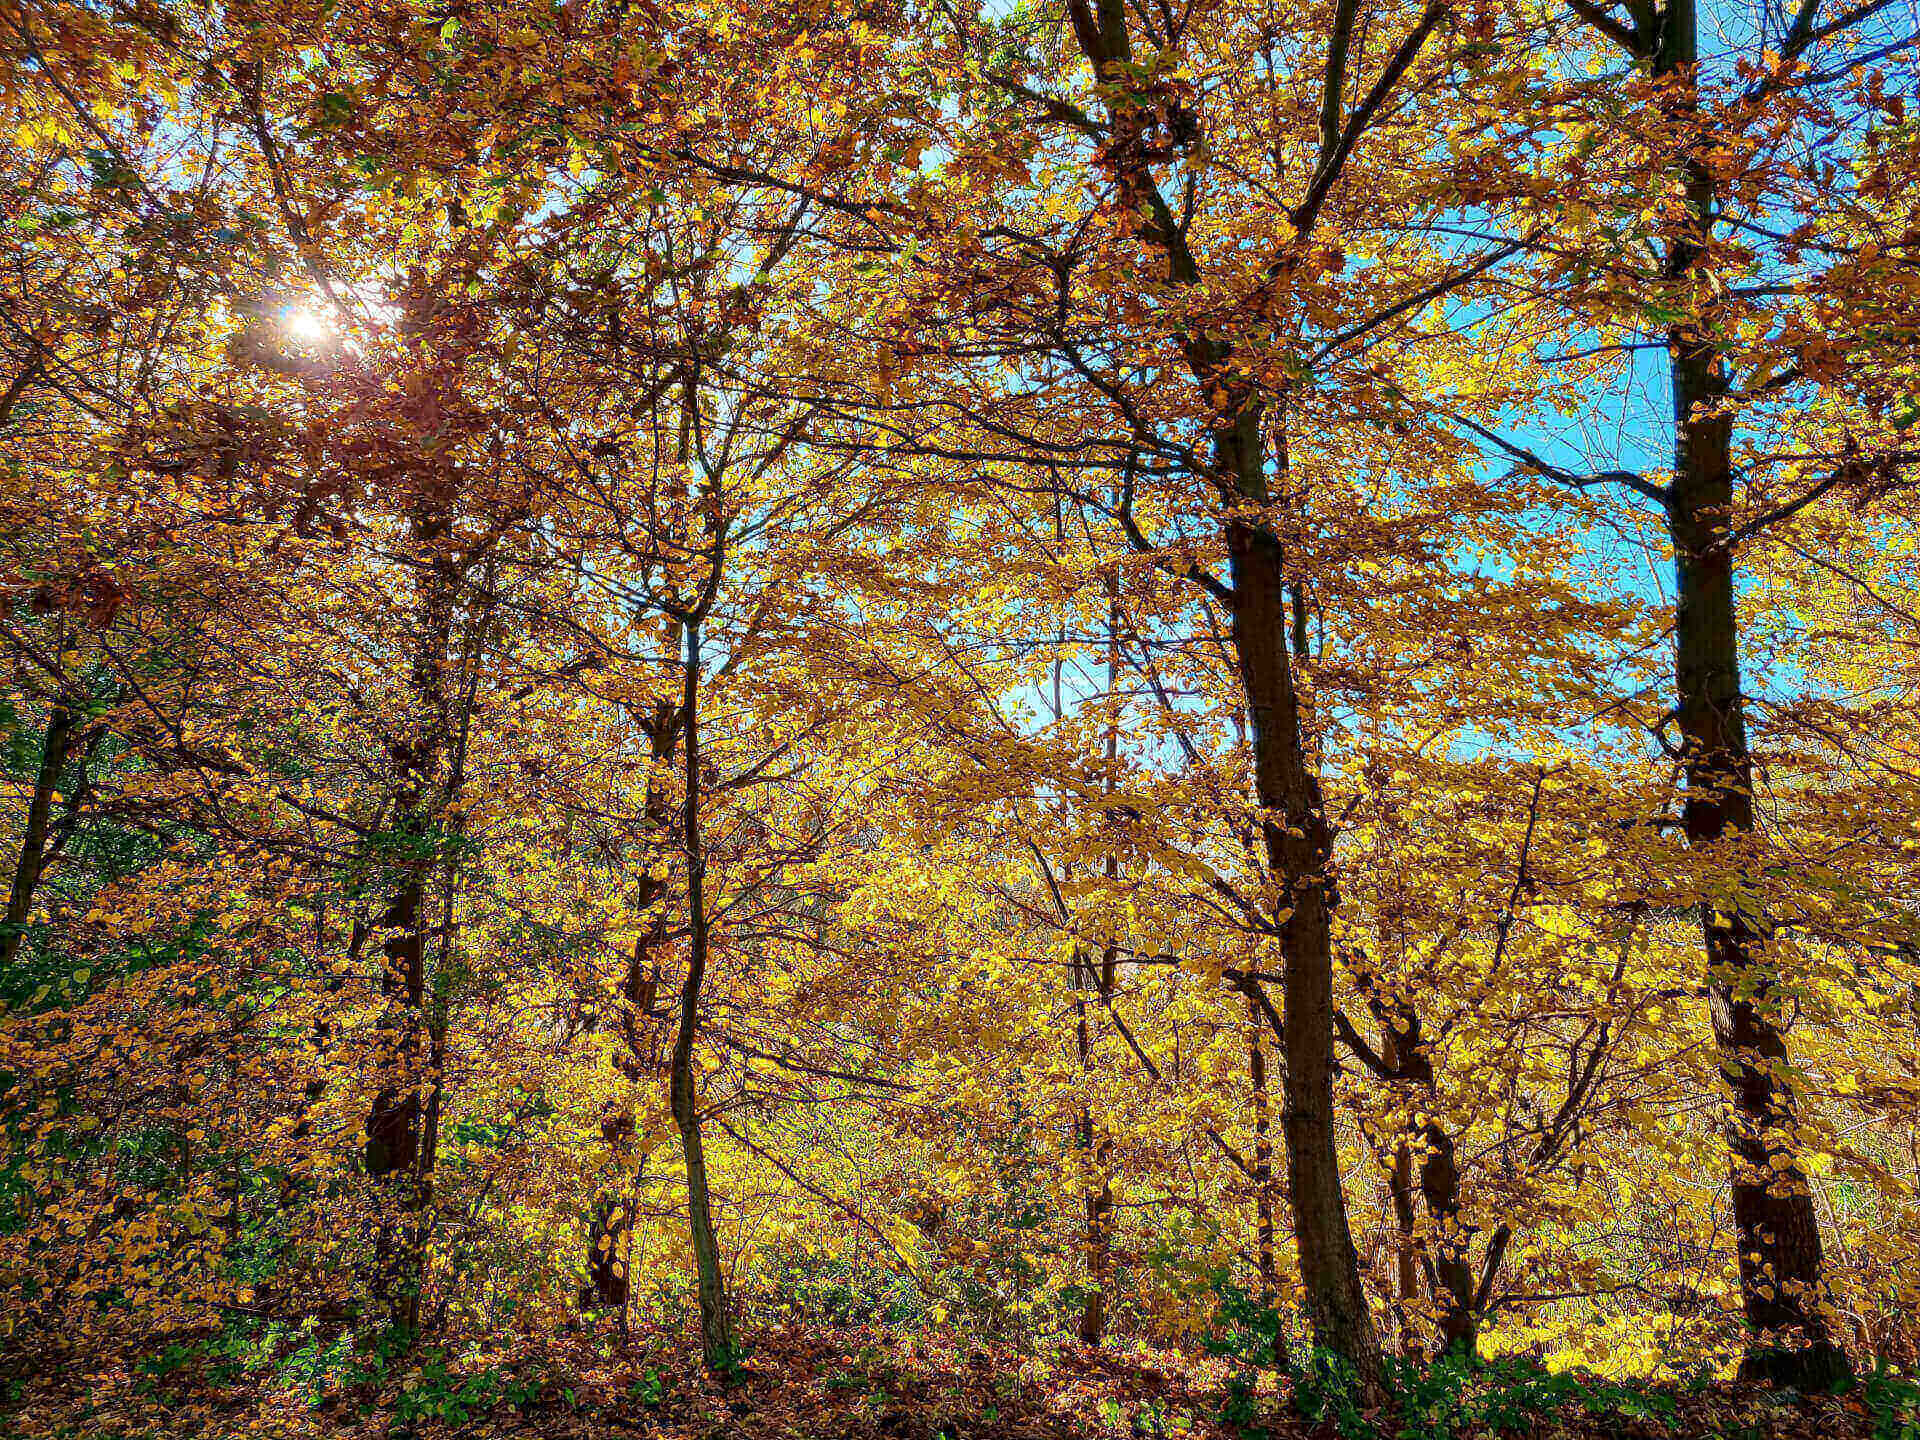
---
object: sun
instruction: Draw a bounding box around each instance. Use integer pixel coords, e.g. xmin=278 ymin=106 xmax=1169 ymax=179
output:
xmin=281 ymin=305 xmax=332 ymax=345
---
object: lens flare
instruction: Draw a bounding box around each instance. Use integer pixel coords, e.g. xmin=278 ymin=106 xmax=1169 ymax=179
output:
xmin=282 ymin=306 xmax=331 ymax=344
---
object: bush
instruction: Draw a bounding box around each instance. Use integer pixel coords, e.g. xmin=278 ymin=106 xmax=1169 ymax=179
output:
xmin=1289 ymin=1347 xmax=1373 ymax=1440
xmin=1389 ymin=1352 xmax=1674 ymax=1440
xmin=393 ymin=1352 xmax=568 ymax=1428
xmin=1267 ymin=1346 xmax=1687 ymax=1440
xmin=1859 ymin=1362 xmax=1920 ymax=1440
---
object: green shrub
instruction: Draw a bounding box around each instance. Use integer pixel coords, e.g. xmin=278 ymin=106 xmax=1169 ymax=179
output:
xmin=393 ymin=1353 xmax=562 ymax=1428
xmin=1859 ymin=1362 xmax=1920 ymax=1440
xmin=1290 ymin=1347 xmax=1372 ymax=1440
xmin=627 ymin=1367 xmax=667 ymax=1406
xmin=1386 ymin=1352 xmax=1674 ymax=1440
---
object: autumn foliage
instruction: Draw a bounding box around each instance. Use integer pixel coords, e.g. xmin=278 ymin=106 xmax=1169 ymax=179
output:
xmin=2 ymin=0 xmax=1919 ymax=1432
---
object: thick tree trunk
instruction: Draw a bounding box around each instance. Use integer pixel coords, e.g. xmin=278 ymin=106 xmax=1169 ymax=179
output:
xmin=1650 ymin=0 xmax=1844 ymax=1384
xmin=1 ymin=700 xmax=77 ymax=973
xmin=671 ymin=618 xmax=735 ymax=1374
xmin=364 ymin=858 xmax=428 ymax=1180
xmin=1416 ymin=1127 xmax=1473 ymax=1353
xmin=364 ymin=814 xmax=432 ymax=1329
xmin=1666 ymin=337 xmax=1845 ymax=1386
xmin=363 ymin=534 xmax=461 ymax=1334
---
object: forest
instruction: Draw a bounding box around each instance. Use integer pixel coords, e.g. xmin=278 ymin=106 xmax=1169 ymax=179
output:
xmin=2 ymin=0 xmax=1919 ymax=1435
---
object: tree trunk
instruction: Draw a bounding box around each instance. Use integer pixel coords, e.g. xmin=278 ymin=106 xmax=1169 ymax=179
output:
xmin=671 ymin=617 xmax=735 ymax=1374
xmin=1076 ymin=970 xmax=1112 ymax=1347
xmin=1 ymin=700 xmax=77 ymax=973
xmin=363 ymin=814 xmax=431 ymax=1327
xmin=1056 ymin=0 xmax=1385 ymax=1394
xmin=364 ymin=848 xmax=429 ymax=1184
xmin=1375 ymin=1022 xmax=1422 ymax=1355
xmin=1377 ymin=1005 xmax=1475 ymax=1355
xmin=1667 ymin=339 xmax=1844 ymax=1385
xmin=1078 ymin=579 xmax=1122 ymax=1347
xmin=1415 ymin=1126 xmax=1473 ymax=1354
xmin=1652 ymin=0 xmax=1844 ymax=1385
xmin=1388 ymin=1142 xmax=1420 ymax=1353
xmin=590 ymin=676 xmax=681 ymax=1313
xmin=1222 ymin=400 xmax=1384 ymax=1399
xmin=1249 ymin=996 xmax=1292 ymax=1372
xmin=363 ymin=535 xmax=460 ymax=1334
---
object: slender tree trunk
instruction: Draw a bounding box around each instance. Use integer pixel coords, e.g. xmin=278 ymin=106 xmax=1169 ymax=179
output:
xmin=1 ymin=700 xmax=76 ymax=973
xmin=1222 ymin=399 xmax=1383 ymax=1398
xmin=1078 ymin=577 xmax=1122 ymax=1347
xmin=406 ymin=983 xmax=450 ymax=1333
xmin=1224 ymin=413 xmax=1386 ymax=1400
xmin=1063 ymin=962 xmax=1113 ymax=1354
xmin=1249 ymin=995 xmax=1292 ymax=1372
xmin=1080 ymin=959 xmax=1115 ymax=1347
xmin=671 ymin=618 xmax=735 ymax=1374
xmin=590 ymin=678 xmax=682 ymax=1312
xmin=1057 ymin=0 xmax=1386 ymax=1394
xmin=405 ymin=715 xmax=475 ymax=1336
xmin=1379 ymin=1008 xmax=1475 ymax=1355
xmin=1652 ymin=0 xmax=1844 ymax=1385
xmin=1074 ymin=951 xmax=1111 ymax=1346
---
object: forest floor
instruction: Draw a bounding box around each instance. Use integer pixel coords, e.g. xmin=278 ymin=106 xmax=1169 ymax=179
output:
xmin=2 ymin=1323 xmax=1905 ymax=1440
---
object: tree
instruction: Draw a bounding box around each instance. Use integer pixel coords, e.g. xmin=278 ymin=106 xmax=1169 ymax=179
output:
xmin=1455 ymin=0 xmax=1920 ymax=1382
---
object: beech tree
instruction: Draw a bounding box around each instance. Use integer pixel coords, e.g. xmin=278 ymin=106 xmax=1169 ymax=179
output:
xmin=1439 ymin=0 xmax=1920 ymax=1383
xmin=4 ymin=0 xmax=1920 ymax=1428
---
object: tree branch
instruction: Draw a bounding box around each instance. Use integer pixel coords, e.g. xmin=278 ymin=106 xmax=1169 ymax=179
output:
xmin=1293 ymin=0 xmax=1451 ymax=238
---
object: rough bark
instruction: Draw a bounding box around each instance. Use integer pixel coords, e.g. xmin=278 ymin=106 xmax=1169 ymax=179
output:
xmin=1667 ymin=336 xmax=1844 ymax=1384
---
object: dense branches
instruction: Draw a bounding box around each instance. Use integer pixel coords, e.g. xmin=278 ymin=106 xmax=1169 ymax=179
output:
xmin=2 ymin=0 xmax=1919 ymax=1419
